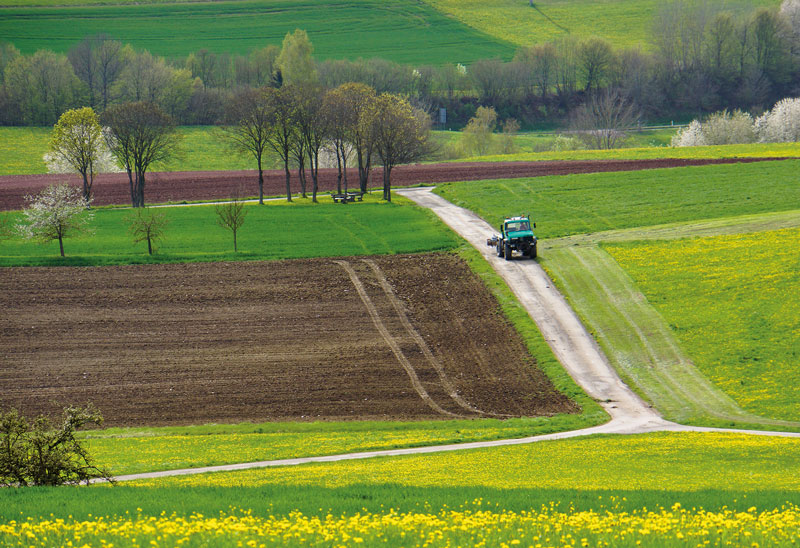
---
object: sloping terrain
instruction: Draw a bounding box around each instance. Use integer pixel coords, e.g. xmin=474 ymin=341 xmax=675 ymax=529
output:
xmin=0 ymin=253 xmax=576 ymax=426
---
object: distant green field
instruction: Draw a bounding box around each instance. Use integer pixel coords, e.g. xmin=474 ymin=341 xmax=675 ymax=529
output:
xmin=424 ymin=0 xmax=781 ymax=50
xmin=0 ymin=196 xmax=462 ymax=266
xmin=466 ymin=141 xmax=800 ymax=163
xmin=606 ymin=228 xmax=800 ymax=422
xmin=0 ymin=0 xmax=515 ymax=63
xmin=435 ymin=160 xmax=800 ymax=239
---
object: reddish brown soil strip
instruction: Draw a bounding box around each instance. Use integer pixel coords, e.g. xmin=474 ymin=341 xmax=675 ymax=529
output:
xmin=0 ymin=254 xmax=576 ymax=427
xmin=0 ymin=158 xmax=787 ymax=210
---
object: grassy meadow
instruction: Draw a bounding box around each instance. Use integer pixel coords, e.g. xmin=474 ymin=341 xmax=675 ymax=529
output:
xmin=0 ymin=0 xmax=515 ymax=63
xmin=2 ymin=432 xmax=799 ymax=546
xmin=435 ymin=159 xmax=800 ymax=238
xmin=423 ymin=0 xmax=782 ymax=50
xmin=606 ymin=228 xmax=800 ymax=422
xmin=3 ymin=125 xmax=796 ymax=176
xmin=0 ymin=195 xmax=464 ymax=266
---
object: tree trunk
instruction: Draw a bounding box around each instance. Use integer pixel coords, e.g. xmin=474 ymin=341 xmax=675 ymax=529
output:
xmin=233 ymin=229 xmax=238 ymax=252
xmin=342 ymin=149 xmax=349 ymax=194
xmin=58 ymin=234 xmax=65 ymax=257
xmin=335 ymin=146 xmax=343 ymax=195
xmin=127 ymin=168 xmax=135 ymax=207
xmin=257 ymin=156 xmax=264 ymax=205
xmin=147 ymin=235 xmax=153 ymax=255
xmin=298 ymin=158 xmax=307 ymax=199
xmin=383 ymin=165 xmax=392 ymax=202
xmin=284 ymin=160 xmax=292 ymax=202
xmin=81 ymin=169 xmax=91 ymax=206
xmin=309 ymin=149 xmax=319 ymax=203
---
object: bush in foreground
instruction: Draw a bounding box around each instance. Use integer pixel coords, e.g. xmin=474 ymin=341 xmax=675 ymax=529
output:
xmin=0 ymin=404 xmax=111 ymax=486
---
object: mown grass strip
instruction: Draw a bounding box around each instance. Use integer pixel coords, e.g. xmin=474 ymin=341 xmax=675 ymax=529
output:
xmin=605 ymin=227 xmax=800 ymax=423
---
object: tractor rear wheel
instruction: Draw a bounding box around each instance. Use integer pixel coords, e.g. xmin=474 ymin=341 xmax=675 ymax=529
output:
xmin=505 ymin=242 xmax=512 ymax=260
xmin=497 ymin=243 xmax=504 ymax=257
xmin=530 ymin=243 xmax=537 ymax=259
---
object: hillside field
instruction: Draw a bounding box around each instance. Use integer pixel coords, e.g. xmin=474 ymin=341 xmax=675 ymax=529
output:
xmin=0 ymin=0 xmax=515 ymax=63
xmin=423 ymin=0 xmax=782 ymax=50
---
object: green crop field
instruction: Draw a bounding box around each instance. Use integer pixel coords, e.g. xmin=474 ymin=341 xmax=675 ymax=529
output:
xmin=465 ymin=141 xmax=800 ymax=163
xmin=423 ymin=0 xmax=781 ymax=50
xmin=2 ymin=432 xmax=798 ymax=547
xmin=0 ymin=0 xmax=515 ymax=63
xmin=435 ymin=160 xmax=800 ymax=239
xmin=606 ymin=228 xmax=800 ymax=422
xmin=0 ymin=195 xmax=464 ymax=266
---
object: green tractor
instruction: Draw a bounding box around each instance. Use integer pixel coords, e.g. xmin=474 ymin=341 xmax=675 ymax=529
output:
xmin=487 ymin=215 xmax=537 ymax=260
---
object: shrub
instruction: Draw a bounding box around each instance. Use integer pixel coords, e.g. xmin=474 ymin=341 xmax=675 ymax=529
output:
xmin=755 ymin=97 xmax=800 ymax=142
xmin=0 ymin=404 xmax=112 ymax=486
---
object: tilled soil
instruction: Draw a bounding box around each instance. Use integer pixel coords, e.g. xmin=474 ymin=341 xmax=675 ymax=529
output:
xmin=0 ymin=254 xmax=577 ymax=426
xmin=0 ymin=158 xmax=785 ymax=210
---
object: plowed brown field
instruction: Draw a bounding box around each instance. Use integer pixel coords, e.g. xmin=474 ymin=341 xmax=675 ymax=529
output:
xmin=0 ymin=253 xmax=577 ymax=426
xmin=0 ymin=158 xmax=782 ymax=210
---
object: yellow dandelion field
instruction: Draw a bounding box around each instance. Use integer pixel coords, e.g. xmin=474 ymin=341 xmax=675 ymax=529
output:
xmin=2 ymin=504 xmax=799 ymax=547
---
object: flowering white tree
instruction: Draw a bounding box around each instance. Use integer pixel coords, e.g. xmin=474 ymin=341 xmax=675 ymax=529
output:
xmin=755 ymin=97 xmax=800 ymax=142
xmin=672 ymin=110 xmax=756 ymax=147
xmin=17 ymin=184 xmax=93 ymax=257
xmin=45 ymin=107 xmax=120 ymax=204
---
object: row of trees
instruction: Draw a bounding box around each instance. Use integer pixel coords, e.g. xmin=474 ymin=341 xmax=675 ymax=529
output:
xmin=2 ymin=1 xmax=800 ymax=128
xmin=48 ymin=80 xmax=430 ymax=207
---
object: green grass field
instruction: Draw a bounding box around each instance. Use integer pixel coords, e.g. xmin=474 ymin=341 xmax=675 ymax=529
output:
xmin=0 ymin=0 xmax=515 ymax=63
xmin=0 ymin=195 xmax=463 ymax=266
xmin=4 ymin=126 xmax=795 ymax=176
xmin=423 ymin=0 xmax=781 ymax=50
xmin=606 ymin=228 xmax=800 ymax=422
xmin=435 ymin=160 xmax=800 ymax=239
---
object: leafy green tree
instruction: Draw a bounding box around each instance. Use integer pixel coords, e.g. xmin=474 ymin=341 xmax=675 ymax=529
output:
xmin=17 ymin=183 xmax=92 ymax=257
xmin=126 ymin=208 xmax=169 ymax=255
xmin=46 ymin=107 xmax=118 ymax=203
xmin=264 ymin=86 xmax=299 ymax=202
xmin=361 ymin=93 xmax=431 ymax=202
xmin=276 ymin=29 xmax=317 ymax=86
xmin=0 ymin=404 xmax=111 ymax=487
xmin=462 ymin=106 xmax=497 ymax=156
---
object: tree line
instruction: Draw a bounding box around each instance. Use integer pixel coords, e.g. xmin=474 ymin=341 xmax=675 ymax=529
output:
xmin=1 ymin=1 xmax=799 ymax=129
xmin=46 ymin=77 xmax=430 ymax=208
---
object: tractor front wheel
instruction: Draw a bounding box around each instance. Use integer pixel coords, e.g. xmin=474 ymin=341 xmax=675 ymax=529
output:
xmin=505 ymin=242 xmax=512 ymax=260
xmin=530 ymin=243 xmax=537 ymax=259
xmin=497 ymin=242 xmax=504 ymax=257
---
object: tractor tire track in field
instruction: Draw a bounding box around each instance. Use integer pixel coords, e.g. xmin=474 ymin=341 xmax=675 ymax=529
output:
xmin=335 ymin=259 xmax=494 ymax=419
xmin=362 ymin=258 xmax=509 ymax=418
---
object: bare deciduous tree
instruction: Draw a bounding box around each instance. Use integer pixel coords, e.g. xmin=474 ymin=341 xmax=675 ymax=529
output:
xmin=102 ymin=101 xmax=180 ymax=208
xmin=216 ymin=195 xmax=248 ymax=252
xmin=126 ymin=208 xmax=168 ymax=255
xmin=569 ymin=89 xmax=638 ymax=149
xmin=220 ymin=87 xmax=273 ymax=204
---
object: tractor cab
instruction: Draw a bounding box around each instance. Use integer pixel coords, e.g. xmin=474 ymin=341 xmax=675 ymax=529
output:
xmin=502 ymin=216 xmax=535 ymax=239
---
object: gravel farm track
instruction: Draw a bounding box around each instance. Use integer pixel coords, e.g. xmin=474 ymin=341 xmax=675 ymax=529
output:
xmin=0 ymin=158 xmax=785 ymax=210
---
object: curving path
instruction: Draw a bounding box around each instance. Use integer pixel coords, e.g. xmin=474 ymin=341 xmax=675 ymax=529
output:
xmin=104 ymin=188 xmax=800 ymax=483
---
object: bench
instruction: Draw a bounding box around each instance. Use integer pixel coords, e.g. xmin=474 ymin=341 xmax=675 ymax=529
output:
xmin=331 ymin=192 xmax=364 ymax=203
